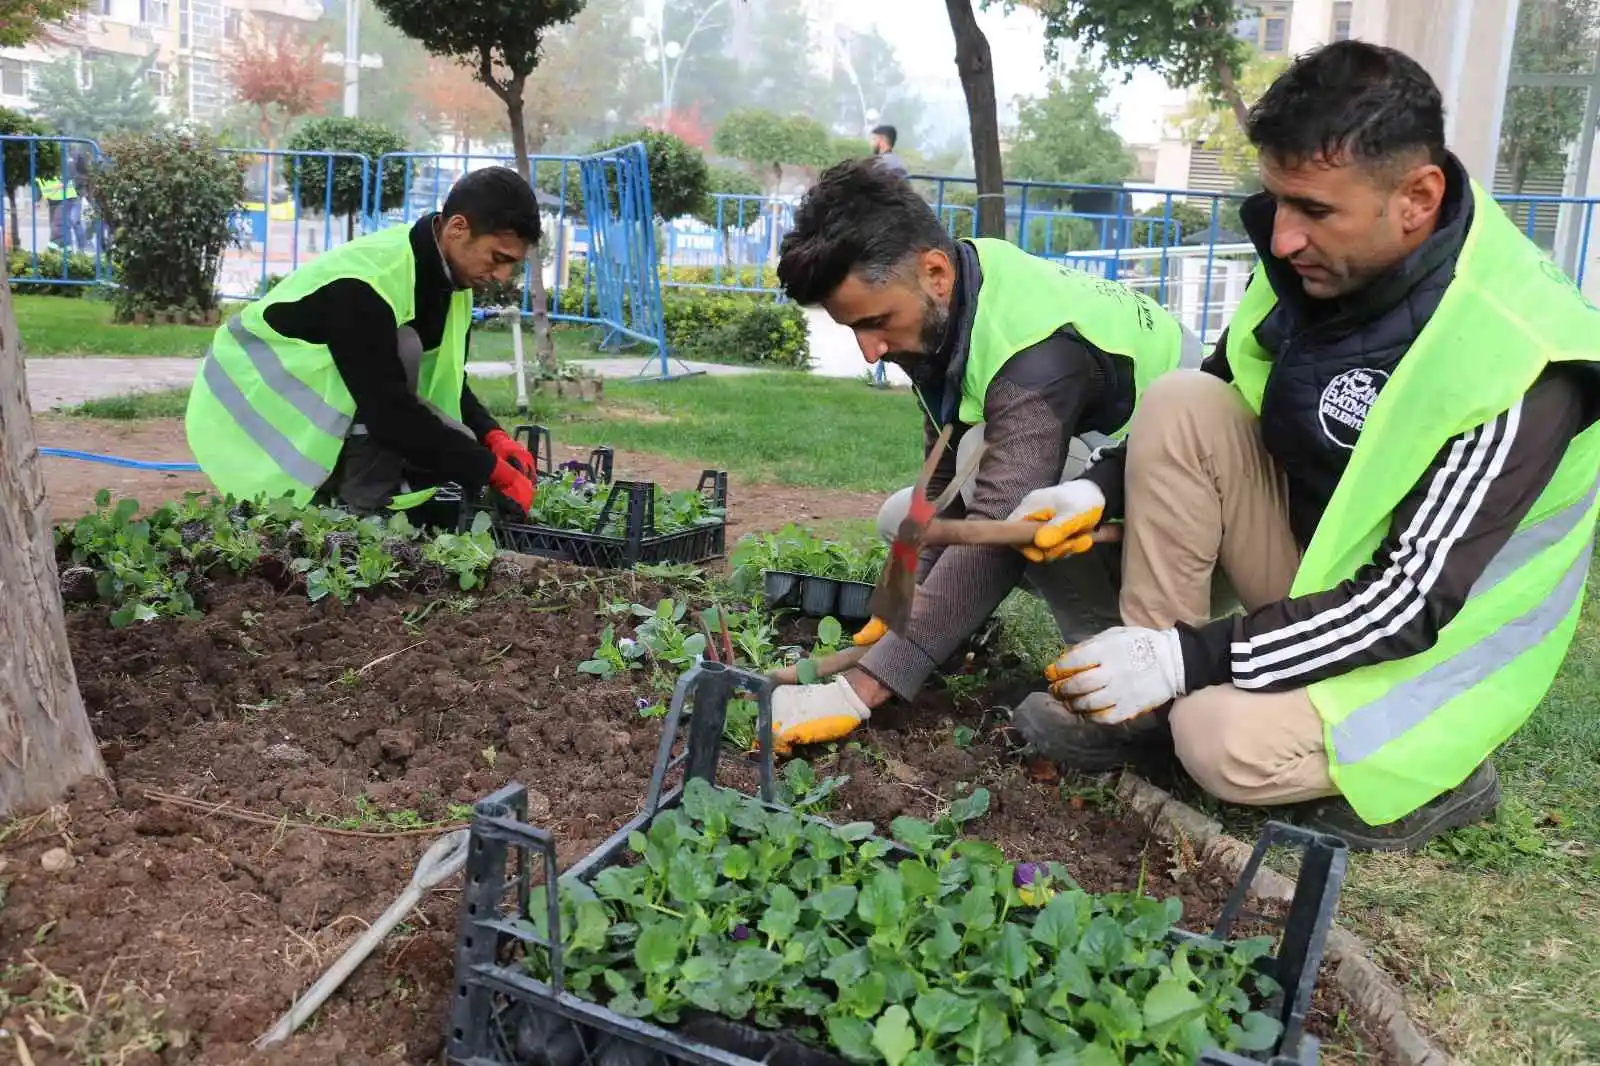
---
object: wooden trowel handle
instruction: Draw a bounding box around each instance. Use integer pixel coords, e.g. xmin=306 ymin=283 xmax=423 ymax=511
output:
xmin=920 ymin=518 xmax=1044 ymax=547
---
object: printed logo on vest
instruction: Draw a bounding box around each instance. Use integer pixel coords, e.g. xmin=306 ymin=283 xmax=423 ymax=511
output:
xmin=1318 ymin=368 xmax=1388 ymax=450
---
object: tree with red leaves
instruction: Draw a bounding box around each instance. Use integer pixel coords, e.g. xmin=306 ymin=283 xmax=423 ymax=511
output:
xmin=227 ymin=20 xmax=336 ymax=229
xmin=647 ymin=104 xmax=712 ymax=152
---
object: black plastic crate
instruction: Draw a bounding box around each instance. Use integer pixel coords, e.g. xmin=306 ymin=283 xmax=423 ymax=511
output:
xmin=447 ymin=665 xmax=1348 ymax=1066
xmin=514 ymin=423 xmax=614 ymax=485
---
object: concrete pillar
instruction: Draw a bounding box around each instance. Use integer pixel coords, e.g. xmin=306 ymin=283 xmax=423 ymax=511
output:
xmin=1365 ymin=0 xmax=1520 ymax=183
xmin=1288 ymin=0 xmax=1335 ymax=54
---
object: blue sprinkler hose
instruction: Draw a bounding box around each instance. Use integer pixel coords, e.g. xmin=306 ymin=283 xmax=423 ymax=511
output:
xmin=39 ymin=447 xmax=201 ymax=472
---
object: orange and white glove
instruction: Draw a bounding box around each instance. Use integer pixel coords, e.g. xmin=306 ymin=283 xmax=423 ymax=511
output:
xmin=1008 ymin=480 xmax=1106 ymax=563
xmin=1045 ymin=626 xmax=1185 ymax=724
xmin=771 ymin=677 xmax=871 ymax=755
xmin=852 ymin=617 xmax=888 ymax=646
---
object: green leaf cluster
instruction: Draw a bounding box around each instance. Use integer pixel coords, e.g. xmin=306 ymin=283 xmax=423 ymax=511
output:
xmin=529 ymin=779 xmax=1284 ymax=1064
xmin=284 ymin=117 xmax=412 ymax=218
xmin=731 ymin=524 xmax=888 ymax=589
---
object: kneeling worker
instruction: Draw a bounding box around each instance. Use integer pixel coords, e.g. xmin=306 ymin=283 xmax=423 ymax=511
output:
xmin=187 ymin=166 xmax=542 ymax=523
xmin=768 ymin=158 xmax=1202 ymax=753
xmin=1012 ymin=41 xmax=1600 ymax=851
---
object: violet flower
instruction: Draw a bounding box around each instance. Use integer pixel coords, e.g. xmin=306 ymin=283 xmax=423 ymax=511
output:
xmin=1013 ymin=862 xmax=1047 ymax=888
xmin=730 ymin=923 xmax=752 ymax=942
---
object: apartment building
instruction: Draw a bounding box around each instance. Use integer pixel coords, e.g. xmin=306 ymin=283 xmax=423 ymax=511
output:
xmin=0 ymin=0 xmax=321 ymax=126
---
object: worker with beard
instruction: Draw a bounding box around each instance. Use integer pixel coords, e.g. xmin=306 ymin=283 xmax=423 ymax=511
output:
xmin=766 ymin=159 xmax=1204 ymax=753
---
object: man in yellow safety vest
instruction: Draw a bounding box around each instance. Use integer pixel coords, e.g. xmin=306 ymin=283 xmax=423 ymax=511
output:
xmin=186 ymin=166 xmax=542 ymax=524
xmin=1009 ymin=40 xmax=1600 ymax=851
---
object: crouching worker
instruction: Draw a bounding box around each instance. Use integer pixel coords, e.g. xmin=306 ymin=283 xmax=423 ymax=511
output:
xmin=766 ymin=158 xmax=1203 ymax=754
xmin=1011 ymin=41 xmax=1600 ymax=851
xmin=186 ymin=166 xmax=542 ymax=526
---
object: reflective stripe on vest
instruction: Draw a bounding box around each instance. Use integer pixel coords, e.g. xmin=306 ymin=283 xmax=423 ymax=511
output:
xmin=197 ymin=315 xmax=354 ymax=491
xmin=1329 ymin=484 xmax=1597 ymax=763
xmin=199 ymin=350 xmax=335 ymax=491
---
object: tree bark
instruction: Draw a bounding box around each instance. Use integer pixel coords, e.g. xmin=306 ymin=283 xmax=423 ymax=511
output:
xmin=1214 ymin=54 xmax=1251 ymax=129
xmin=502 ymin=78 xmax=557 ymax=374
xmin=945 ymin=0 xmax=1006 ymax=238
xmin=0 ymin=256 xmax=107 ymax=818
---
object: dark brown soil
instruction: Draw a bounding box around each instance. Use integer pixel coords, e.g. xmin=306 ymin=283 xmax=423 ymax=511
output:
xmin=0 ymin=565 xmax=1393 ymax=1066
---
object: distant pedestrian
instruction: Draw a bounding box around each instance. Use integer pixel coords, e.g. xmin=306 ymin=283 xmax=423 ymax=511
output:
xmin=870 ymin=124 xmax=909 ymax=178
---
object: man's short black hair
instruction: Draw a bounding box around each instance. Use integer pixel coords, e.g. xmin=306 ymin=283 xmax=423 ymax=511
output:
xmin=1246 ymin=40 xmax=1447 ymax=177
xmin=442 ymin=166 xmax=541 ymax=244
xmin=871 ymin=124 xmax=898 ymax=148
xmin=777 ymin=158 xmax=953 ymax=305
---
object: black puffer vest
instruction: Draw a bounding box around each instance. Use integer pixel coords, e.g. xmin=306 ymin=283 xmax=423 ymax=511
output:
xmin=1243 ymin=156 xmax=1474 ymax=545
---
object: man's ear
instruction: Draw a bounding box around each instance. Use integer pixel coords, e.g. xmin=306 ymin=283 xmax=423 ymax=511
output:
xmin=442 ymin=214 xmax=472 ymax=240
xmin=921 ymin=248 xmax=955 ymax=301
xmin=1398 ymin=164 xmax=1446 ymax=234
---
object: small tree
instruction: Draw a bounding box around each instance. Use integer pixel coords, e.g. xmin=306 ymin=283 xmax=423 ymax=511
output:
xmin=418 ymin=55 xmax=506 ymax=154
xmin=0 ymin=107 xmax=60 ymax=251
xmin=1179 ymin=51 xmax=1288 ymax=179
xmin=367 ymin=0 xmax=586 ymax=372
xmin=91 ymin=130 xmax=245 ymax=322
xmin=560 ymin=128 xmax=710 ymax=222
xmin=1005 ymin=63 xmax=1135 ymax=193
xmin=692 ymin=165 xmax=764 ymax=231
xmin=1500 ymin=0 xmax=1600 ymax=193
xmin=1006 ymin=0 xmax=1254 ymax=127
xmin=227 ymin=21 xmax=335 ymax=245
xmin=713 ymin=109 xmax=832 ymax=193
xmin=30 ymin=55 xmax=165 ymax=140
xmin=285 ymin=117 xmax=410 ymax=239
xmin=0 ymin=0 xmax=85 ymax=47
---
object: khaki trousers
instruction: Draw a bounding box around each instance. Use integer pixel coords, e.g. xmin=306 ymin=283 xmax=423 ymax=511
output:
xmin=1121 ymin=372 xmax=1339 ymax=806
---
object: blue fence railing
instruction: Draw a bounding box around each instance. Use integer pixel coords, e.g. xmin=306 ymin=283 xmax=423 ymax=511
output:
xmin=4 ymin=136 xmax=1599 ymax=353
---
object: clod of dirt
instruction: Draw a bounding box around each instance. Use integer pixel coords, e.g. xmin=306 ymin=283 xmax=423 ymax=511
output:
xmin=262 ymin=742 xmax=311 ymax=765
xmin=58 ymin=564 xmax=98 ymax=603
xmin=40 ymin=846 xmax=75 ymax=872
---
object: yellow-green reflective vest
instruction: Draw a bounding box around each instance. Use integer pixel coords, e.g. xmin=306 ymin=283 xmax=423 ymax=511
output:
xmin=960 ymin=238 xmax=1188 ymax=432
xmin=186 ymin=223 xmax=473 ymax=505
xmin=36 ymin=177 xmax=74 ymax=201
xmin=1225 ymin=179 xmax=1600 ymax=825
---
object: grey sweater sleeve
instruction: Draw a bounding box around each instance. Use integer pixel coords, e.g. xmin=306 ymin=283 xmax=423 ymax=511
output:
xmin=860 ymin=334 xmax=1098 ymax=699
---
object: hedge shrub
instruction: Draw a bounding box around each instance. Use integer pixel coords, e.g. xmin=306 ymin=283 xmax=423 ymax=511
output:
xmin=284 ymin=117 xmax=410 ymax=236
xmin=7 ymin=247 xmax=100 ymax=296
xmin=91 ymin=130 xmax=244 ymax=322
xmin=545 ymin=262 xmax=807 ymax=369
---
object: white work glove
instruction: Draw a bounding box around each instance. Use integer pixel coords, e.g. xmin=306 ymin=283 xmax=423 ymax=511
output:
xmin=1007 ymin=480 xmax=1106 ymax=563
xmin=1045 ymin=626 xmax=1186 ymax=724
xmin=770 ymin=676 xmax=871 ymax=755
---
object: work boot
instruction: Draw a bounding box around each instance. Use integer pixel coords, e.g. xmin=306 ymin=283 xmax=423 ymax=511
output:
xmin=1008 ymin=691 xmax=1173 ymax=773
xmin=1288 ymin=761 xmax=1501 ymax=852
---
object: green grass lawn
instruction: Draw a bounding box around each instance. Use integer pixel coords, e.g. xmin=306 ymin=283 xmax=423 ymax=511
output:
xmin=15 ymin=293 xmax=217 ymax=357
xmin=70 ymin=371 xmax=924 ymax=494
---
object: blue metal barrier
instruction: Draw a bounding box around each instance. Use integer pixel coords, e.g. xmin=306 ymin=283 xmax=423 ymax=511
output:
xmin=0 ymin=135 xmax=107 ymax=289
xmin=215 ymin=147 xmax=373 ymax=301
xmin=578 ymin=142 xmax=678 ymax=379
xmin=660 ymin=193 xmax=792 ymax=296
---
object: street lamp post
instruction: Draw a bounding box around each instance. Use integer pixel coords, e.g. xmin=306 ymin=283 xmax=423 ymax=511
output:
xmin=325 ymin=0 xmax=386 ymax=118
xmin=637 ymin=0 xmax=734 ymax=120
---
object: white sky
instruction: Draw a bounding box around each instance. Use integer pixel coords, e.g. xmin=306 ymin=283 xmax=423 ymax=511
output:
xmin=827 ymin=0 xmax=1177 ymax=146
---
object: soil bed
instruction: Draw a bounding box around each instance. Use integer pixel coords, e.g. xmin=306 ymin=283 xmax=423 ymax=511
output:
xmin=1 ymin=564 xmax=1392 ymax=1065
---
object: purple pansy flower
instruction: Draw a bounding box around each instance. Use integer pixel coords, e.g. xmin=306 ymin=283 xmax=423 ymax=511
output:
xmin=730 ymin=923 xmax=753 ymax=942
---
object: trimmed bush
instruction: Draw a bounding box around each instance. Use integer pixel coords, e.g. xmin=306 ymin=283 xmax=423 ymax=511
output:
xmin=91 ymin=130 xmax=244 ymax=322
xmin=552 ymin=261 xmax=808 ymax=369
xmin=545 ymin=129 xmax=710 ymax=222
xmin=284 ymin=117 xmax=410 ymax=237
xmin=7 ymin=247 xmax=100 ymax=296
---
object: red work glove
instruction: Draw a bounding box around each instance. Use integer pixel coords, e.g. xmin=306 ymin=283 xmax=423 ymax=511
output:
xmin=489 ymin=458 xmax=534 ymax=515
xmin=483 ymin=429 xmax=537 ymax=478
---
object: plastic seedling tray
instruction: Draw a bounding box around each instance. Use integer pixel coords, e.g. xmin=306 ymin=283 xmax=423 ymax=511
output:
xmin=467 ymin=470 xmax=729 ymax=569
xmin=798 ymin=576 xmax=839 ymax=617
xmin=761 ymin=570 xmax=805 ymax=611
xmin=514 ymin=423 xmax=614 ymax=485
xmin=446 ymin=665 xmax=1349 ymax=1066
xmin=834 ymin=580 xmax=874 ymax=621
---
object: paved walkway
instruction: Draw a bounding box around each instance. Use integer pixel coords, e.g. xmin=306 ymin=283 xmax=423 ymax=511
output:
xmin=23 ymin=306 xmax=901 ymax=412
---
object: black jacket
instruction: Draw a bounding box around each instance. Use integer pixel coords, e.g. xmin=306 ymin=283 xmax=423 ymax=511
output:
xmin=261 ymin=214 xmax=501 ymax=491
xmin=1088 ymin=156 xmax=1599 ymax=691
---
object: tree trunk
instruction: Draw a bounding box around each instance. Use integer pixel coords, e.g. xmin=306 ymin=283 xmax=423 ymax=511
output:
xmin=945 ymin=0 xmax=1006 ymax=238
xmin=1214 ymin=54 xmax=1251 ymax=129
xmin=506 ymin=83 xmax=557 ymax=373
xmin=0 ymin=257 xmax=107 ymax=817
xmin=7 ymin=189 xmax=17 ymax=252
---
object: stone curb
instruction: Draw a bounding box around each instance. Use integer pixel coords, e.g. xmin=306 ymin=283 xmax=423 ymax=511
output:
xmin=1115 ymin=772 xmax=1458 ymax=1066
